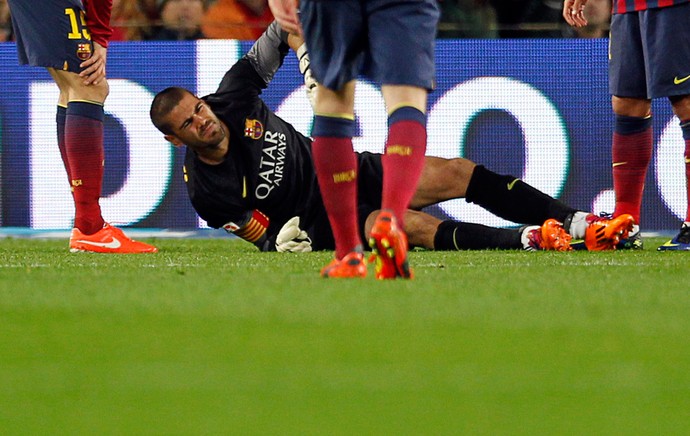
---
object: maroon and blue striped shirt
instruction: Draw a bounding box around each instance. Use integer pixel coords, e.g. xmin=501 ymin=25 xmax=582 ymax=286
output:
xmin=613 ymin=0 xmax=690 ymax=13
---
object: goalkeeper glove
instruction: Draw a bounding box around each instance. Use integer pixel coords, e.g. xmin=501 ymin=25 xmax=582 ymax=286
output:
xmin=297 ymin=43 xmax=318 ymax=109
xmin=276 ymin=216 xmax=312 ymax=253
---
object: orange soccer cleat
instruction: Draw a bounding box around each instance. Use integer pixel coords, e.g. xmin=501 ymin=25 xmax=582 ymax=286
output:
xmin=584 ymin=213 xmax=635 ymax=251
xmin=523 ymin=218 xmax=572 ymax=251
xmin=368 ymin=211 xmax=413 ymax=280
xmin=69 ymin=223 xmax=158 ymax=254
xmin=320 ymin=251 xmax=367 ymax=278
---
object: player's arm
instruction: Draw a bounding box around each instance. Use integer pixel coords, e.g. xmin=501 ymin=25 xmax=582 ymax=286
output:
xmin=80 ymin=0 xmax=113 ymax=85
xmin=212 ymin=20 xmax=291 ymax=98
xmin=82 ymin=0 xmax=113 ymax=48
xmin=268 ymin=0 xmax=302 ymax=36
xmin=563 ymin=0 xmax=589 ymax=27
xmin=220 ymin=209 xmax=273 ymax=251
xmin=291 ymin=36 xmax=317 ymax=109
xmin=234 ymin=20 xmax=316 ymax=102
xmin=243 ymin=20 xmax=291 ymax=87
xmin=219 ymin=210 xmax=312 ymax=252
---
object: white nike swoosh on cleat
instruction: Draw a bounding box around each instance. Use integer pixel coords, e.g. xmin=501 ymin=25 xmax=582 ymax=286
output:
xmin=75 ymin=238 xmax=122 ymax=249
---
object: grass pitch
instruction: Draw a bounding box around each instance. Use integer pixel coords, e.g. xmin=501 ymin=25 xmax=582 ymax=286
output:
xmin=1 ymin=237 xmax=689 ymax=434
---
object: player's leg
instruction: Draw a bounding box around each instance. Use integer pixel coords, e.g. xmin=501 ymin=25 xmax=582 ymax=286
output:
xmin=646 ymin=4 xmax=690 ymax=250
xmin=299 ymin=0 xmax=365 ymax=274
xmin=659 ymin=94 xmax=690 ymax=250
xmin=54 ymin=70 xmax=156 ymax=253
xmin=7 ymin=0 xmax=156 ymax=253
xmin=311 ymin=82 xmax=364 ymax=266
xmin=49 ymin=71 xmax=72 ymax=185
xmin=636 ymin=4 xmax=690 ymax=250
xmin=411 ymin=156 xmax=632 ymax=250
xmin=379 ymin=85 xmax=429 ymax=226
xmin=409 ymin=156 xmax=475 ymax=207
xmin=364 ymin=210 xmax=571 ymax=252
xmin=414 ymin=158 xmax=577 ymax=222
xmin=50 ymin=68 xmax=108 ymax=235
xmin=609 ymin=12 xmax=653 ymax=231
xmin=611 ymin=95 xmax=652 ymax=224
xmin=364 ymin=0 xmax=439 ymax=279
xmin=367 ymin=85 xmax=426 ymax=279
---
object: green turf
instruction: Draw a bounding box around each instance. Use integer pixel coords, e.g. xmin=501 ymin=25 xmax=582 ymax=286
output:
xmin=1 ymin=237 xmax=689 ymax=434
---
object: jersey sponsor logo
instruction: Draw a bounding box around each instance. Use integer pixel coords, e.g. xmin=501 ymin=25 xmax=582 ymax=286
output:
xmin=256 ymin=130 xmax=287 ymax=199
xmin=674 ymin=74 xmax=690 ymax=85
xmin=507 ymin=178 xmax=520 ymax=190
xmin=612 ymin=161 xmax=627 ymax=167
xmin=244 ymin=118 xmax=264 ymax=139
xmin=387 ymin=145 xmax=412 ymax=156
xmin=222 ymin=222 xmax=240 ymax=233
xmin=333 ymin=170 xmax=356 ymax=183
xmin=76 ymin=43 xmax=92 ymax=61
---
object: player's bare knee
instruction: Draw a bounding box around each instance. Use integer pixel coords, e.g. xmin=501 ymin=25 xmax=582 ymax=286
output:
xmin=439 ymin=158 xmax=475 ymax=196
xmin=403 ymin=210 xmax=439 ymax=249
xmin=669 ymin=94 xmax=690 ymax=121
xmin=87 ymin=79 xmax=109 ymax=102
xmin=449 ymin=158 xmax=476 ymax=183
xmin=612 ymin=96 xmax=651 ymax=117
xmin=62 ymin=72 xmax=110 ymax=103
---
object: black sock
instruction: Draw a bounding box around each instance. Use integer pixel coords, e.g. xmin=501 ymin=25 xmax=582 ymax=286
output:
xmin=465 ymin=165 xmax=577 ymax=225
xmin=433 ymin=220 xmax=522 ymax=250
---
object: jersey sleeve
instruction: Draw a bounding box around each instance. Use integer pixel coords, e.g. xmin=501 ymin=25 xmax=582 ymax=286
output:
xmin=83 ymin=0 xmax=113 ymax=48
xmin=244 ymin=21 xmax=290 ymax=86
xmin=218 ymin=209 xmax=272 ymax=250
xmin=212 ymin=21 xmax=290 ymax=97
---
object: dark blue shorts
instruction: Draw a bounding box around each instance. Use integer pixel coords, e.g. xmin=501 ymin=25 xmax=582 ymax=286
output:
xmin=8 ymin=0 xmax=93 ymax=72
xmin=609 ymin=3 xmax=690 ymax=99
xmin=299 ymin=0 xmax=439 ymax=91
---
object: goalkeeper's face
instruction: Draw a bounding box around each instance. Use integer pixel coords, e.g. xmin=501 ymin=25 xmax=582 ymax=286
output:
xmin=165 ymin=93 xmax=226 ymax=151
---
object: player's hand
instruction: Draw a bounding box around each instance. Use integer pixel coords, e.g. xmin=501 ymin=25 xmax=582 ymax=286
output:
xmin=563 ymin=0 xmax=589 ymax=27
xmin=268 ymin=0 xmax=302 ymax=36
xmin=297 ymin=43 xmax=318 ymax=109
xmin=276 ymin=216 xmax=312 ymax=253
xmin=80 ymin=42 xmax=107 ymax=85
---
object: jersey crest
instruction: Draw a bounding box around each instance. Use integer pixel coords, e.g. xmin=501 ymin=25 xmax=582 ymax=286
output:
xmin=76 ymin=43 xmax=92 ymax=61
xmin=244 ymin=118 xmax=264 ymax=140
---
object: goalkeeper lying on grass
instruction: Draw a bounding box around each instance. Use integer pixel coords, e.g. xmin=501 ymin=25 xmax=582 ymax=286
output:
xmin=150 ymin=21 xmax=634 ymax=254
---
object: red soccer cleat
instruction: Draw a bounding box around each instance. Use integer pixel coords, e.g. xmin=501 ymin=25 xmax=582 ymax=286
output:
xmin=368 ymin=211 xmax=413 ymax=280
xmin=523 ymin=219 xmax=572 ymax=251
xmin=69 ymin=223 xmax=158 ymax=254
xmin=320 ymin=251 xmax=367 ymax=278
xmin=584 ymin=213 xmax=635 ymax=251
